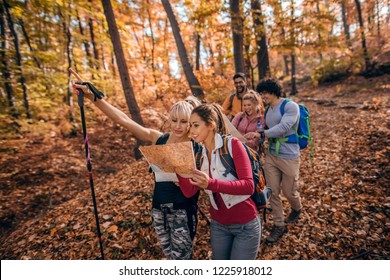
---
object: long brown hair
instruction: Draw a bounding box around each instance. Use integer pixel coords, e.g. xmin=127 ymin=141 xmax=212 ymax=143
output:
xmin=191 ymin=103 xmax=228 ymax=135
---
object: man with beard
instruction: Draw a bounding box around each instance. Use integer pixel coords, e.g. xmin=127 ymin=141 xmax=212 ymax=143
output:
xmin=222 ymin=73 xmax=262 ymax=120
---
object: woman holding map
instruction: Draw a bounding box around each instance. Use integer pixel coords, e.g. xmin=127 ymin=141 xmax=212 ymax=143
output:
xmin=177 ymin=103 xmax=261 ymax=260
xmin=70 ymin=69 xmax=200 ymax=260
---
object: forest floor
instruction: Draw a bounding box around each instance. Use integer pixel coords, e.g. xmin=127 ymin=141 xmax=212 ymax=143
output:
xmin=0 ymin=74 xmax=389 ymax=260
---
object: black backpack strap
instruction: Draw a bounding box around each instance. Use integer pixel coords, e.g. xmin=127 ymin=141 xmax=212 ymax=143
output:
xmin=156 ymin=133 xmax=170 ymax=145
xmin=219 ymin=136 xmax=237 ymax=178
xmin=195 ymin=145 xmax=203 ymax=170
xmin=264 ymin=105 xmax=270 ymax=129
xmin=227 ymin=93 xmax=235 ymax=111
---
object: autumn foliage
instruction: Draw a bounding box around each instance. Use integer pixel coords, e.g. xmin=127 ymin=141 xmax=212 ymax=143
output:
xmin=0 ymin=0 xmax=389 ymax=260
xmin=1 ymin=74 xmax=388 ymax=260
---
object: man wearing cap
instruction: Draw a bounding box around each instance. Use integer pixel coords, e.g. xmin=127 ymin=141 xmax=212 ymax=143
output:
xmin=222 ymin=73 xmax=263 ymax=120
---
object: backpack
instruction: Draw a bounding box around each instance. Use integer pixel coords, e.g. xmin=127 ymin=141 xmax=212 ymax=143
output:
xmin=265 ymin=99 xmax=313 ymax=158
xmin=195 ymin=135 xmax=272 ymax=220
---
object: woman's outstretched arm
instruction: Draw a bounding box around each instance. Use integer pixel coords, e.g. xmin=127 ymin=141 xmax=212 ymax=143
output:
xmin=70 ymin=68 xmax=162 ymax=144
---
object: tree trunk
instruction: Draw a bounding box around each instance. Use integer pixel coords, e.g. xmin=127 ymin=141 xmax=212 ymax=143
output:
xmin=251 ymin=0 xmax=270 ymax=80
xmin=163 ymin=18 xmax=171 ymax=79
xmin=59 ymin=6 xmax=75 ymax=123
xmin=283 ymin=55 xmax=290 ymax=76
xmin=100 ymin=20 xmax=110 ymax=73
xmin=146 ymin=0 xmax=157 ymax=85
xmin=0 ymin=2 xmax=17 ymax=117
xmin=341 ymin=0 xmax=352 ymax=47
xmin=101 ymin=0 xmax=144 ymax=159
xmin=161 ymin=0 xmax=204 ymax=100
xmin=316 ymin=0 xmax=323 ymax=62
xmin=195 ymin=30 xmax=200 ymax=71
xmin=230 ymin=0 xmax=245 ymax=73
xmin=129 ymin=24 xmax=147 ymax=88
xmin=354 ymin=0 xmax=370 ymax=71
xmin=110 ymin=49 xmax=116 ymax=78
xmin=244 ymin=42 xmax=252 ymax=87
xmin=76 ymin=12 xmax=93 ymax=73
xmin=375 ymin=0 xmax=380 ymax=38
xmin=290 ymin=0 xmax=297 ymax=96
xmin=250 ymin=65 xmax=255 ymax=90
xmin=89 ymin=0 xmax=100 ymax=71
xmin=19 ymin=19 xmax=42 ymax=69
xmin=4 ymin=0 xmax=30 ymax=118
xmin=281 ymin=27 xmax=290 ymax=76
xmin=290 ymin=53 xmax=297 ymax=95
xmin=101 ymin=0 xmax=143 ymax=124
xmin=367 ymin=6 xmax=374 ymax=33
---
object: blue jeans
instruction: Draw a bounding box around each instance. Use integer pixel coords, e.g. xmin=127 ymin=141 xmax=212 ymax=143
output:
xmin=210 ymin=216 xmax=261 ymax=260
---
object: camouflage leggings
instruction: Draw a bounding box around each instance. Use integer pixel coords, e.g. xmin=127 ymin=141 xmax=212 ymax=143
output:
xmin=151 ymin=203 xmax=198 ymax=260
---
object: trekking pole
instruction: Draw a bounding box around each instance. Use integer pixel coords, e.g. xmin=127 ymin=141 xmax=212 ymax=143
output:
xmin=70 ymin=68 xmax=105 ymax=260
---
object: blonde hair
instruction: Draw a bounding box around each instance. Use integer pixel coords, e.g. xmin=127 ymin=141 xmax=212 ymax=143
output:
xmin=169 ymin=101 xmax=193 ymax=121
xmin=184 ymin=95 xmax=202 ymax=107
xmin=243 ymin=91 xmax=259 ymax=106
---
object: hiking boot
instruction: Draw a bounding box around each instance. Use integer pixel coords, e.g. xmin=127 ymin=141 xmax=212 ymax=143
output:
xmin=285 ymin=208 xmax=302 ymax=224
xmin=265 ymin=225 xmax=286 ymax=243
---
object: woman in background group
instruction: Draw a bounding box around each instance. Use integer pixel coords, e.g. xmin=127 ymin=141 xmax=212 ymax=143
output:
xmin=231 ymin=92 xmax=265 ymax=154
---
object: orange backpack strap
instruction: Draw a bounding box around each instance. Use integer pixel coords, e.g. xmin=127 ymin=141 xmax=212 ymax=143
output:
xmin=221 ymin=136 xmax=230 ymax=155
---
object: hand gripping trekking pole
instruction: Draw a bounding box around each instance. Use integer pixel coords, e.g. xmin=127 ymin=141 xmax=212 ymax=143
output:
xmin=71 ymin=69 xmax=105 ymax=260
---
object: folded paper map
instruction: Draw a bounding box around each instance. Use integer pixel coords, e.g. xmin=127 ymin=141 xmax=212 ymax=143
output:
xmin=139 ymin=141 xmax=195 ymax=182
xmin=223 ymin=114 xmax=247 ymax=143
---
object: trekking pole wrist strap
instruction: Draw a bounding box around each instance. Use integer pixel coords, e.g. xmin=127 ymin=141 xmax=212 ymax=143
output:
xmin=75 ymin=82 xmax=105 ymax=102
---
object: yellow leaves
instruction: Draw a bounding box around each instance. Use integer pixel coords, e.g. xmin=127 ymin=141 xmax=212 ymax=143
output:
xmin=342 ymin=177 xmax=353 ymax=187
xmin=363 ymin=97 xmax=384 ymax=110
xmin=50 ymin=228 xmax=57 ymax=236
xmin=3 ymin=74 xmax=389 ymax=261
xmin=108 ymin=225 xmax=118 ymax=233
xmin=335 ymin=85 xmax=341 ymax=93
xmin=375 ymin=150 xmax=386 ymax=159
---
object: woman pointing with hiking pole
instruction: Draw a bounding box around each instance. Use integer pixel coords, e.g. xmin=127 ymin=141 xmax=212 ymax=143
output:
xmin=70 ymin=68 xmax=201 ymax=260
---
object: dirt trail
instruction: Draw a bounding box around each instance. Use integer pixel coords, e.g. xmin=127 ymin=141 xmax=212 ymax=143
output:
xmin=0 ymin=75 xmax=389 ymax=259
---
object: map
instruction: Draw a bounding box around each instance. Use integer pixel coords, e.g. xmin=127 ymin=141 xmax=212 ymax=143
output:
xmin=139 ymin=141 xmax=195 ymax=182
xmin=223 ymin=114 xmax=247 ymax=143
